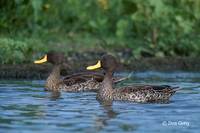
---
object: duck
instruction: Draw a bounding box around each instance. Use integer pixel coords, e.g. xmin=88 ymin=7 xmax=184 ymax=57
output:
xmin=34 ymin=51 xmax=127 ymax=92
xmin=86 ymin=54 xmax=180 ymax=104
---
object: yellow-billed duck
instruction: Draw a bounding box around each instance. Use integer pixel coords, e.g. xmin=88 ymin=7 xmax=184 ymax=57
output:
xmin=87 ymin=55 xmax=180 ymax=103
xmin=34 ymin=52 xmax=126 ymax=92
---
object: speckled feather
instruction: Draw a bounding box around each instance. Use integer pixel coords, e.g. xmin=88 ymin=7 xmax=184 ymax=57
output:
xmin=45 ymin=71 xmax=102 ymax=92
xmin=112 ymin=85 xmax=178 ymax=102
xmin=44 ymin=69 xmax=125 ymax=92
xmin=59 ymin=78 xmax=101 ymax=92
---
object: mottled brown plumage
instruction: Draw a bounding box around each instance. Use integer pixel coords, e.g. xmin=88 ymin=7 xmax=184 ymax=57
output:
xmin=113 ymin=85 xmax=179 ymax=103
xmin=34 ymin=51 xmax=126 ymax=92
xmin=87 ymin=55 xmax=180 ymax=103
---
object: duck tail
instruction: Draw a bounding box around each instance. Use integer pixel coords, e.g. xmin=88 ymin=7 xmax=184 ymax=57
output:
xmin=171 ymin=87 xmax=181 ymax=92
xmin=114 ymin=72 xmax=133 ymax=83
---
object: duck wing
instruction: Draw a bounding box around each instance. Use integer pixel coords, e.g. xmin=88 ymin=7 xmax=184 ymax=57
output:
xmin=62 ymin=72 xmax=104 ymax=86
xmin=62 ymin=71 xmax=128 ymax=86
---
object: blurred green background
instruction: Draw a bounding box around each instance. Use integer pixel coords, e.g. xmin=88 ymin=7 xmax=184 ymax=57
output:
xmin=0 ymin=0 xmax=200 ymax=64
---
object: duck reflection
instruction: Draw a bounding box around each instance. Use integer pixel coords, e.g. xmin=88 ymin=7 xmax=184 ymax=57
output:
xmin=49 ymin=91 xmax=61 ymax=100
xmin=94 ymin=102 xmax=118 ymax=131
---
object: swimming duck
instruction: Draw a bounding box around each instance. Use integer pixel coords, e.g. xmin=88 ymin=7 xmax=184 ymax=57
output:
xmin=87 ymin=54 xmax=180 ymax=103
xmin=34 ymin=52 xmax=126 ymax=92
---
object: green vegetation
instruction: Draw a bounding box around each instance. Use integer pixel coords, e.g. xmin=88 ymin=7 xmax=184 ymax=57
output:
xmin=0 ymin=0 xmax=200 ymax=64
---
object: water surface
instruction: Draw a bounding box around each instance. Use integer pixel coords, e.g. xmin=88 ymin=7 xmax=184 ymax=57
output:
xmin=0 ymin=71 xmax=200 ymax=133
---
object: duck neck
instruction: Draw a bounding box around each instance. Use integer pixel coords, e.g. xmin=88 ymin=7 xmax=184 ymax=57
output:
xmin=45 ymin=65 xmax=61 ymax=91
xmin=98 ymin=70 xmax=114 ymax=102
xmin=103 ymin=71 xmax=113 ymax=90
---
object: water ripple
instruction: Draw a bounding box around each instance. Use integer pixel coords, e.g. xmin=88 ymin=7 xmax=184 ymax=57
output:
xmin=0 ymin=72 xmax=200 ymax=133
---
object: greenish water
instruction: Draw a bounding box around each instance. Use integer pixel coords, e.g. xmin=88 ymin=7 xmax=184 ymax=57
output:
xmin=0 ymin=72 xmax=200 ymax=133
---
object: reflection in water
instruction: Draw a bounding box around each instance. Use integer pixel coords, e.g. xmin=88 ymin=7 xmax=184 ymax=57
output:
xmin=49 ymin=91 xmax=61 ymax=100
xmin=95 ymin=103 xmax=118 ymax=131
xmin=94 ymin=98 xmax=170 ymax=132
xmin=94 ymin=102 xmax=138 ymax=132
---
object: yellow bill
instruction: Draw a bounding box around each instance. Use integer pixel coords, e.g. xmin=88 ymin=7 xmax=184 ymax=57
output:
xmin=87 ymin=60 xmax=101 ymax=70
xmin=34 ymin=55 xmax=47 ymax=64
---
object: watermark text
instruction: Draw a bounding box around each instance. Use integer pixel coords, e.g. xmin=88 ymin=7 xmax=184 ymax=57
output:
xmin=162 ymin=120 xmax=190 ymax=127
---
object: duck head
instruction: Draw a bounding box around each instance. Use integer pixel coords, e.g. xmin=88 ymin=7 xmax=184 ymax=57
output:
xmin=34 ymin=51 xmax=67 ymax=91
xmin=34 ymin=51 xmax=66 ymax=65
xmin=87 ymin=54 xmax=118 ymax=73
